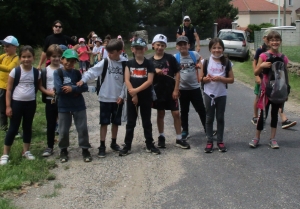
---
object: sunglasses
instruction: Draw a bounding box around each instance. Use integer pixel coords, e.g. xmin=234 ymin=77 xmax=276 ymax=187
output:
xmin=54 ymin=25 xmax=62 ymax=28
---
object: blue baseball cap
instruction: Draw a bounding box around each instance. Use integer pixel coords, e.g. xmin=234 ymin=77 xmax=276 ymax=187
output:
xmin=59 ymin=44 xmax=68 ymax=51
xmin=0 ymin=36 xmax=19 ymax=46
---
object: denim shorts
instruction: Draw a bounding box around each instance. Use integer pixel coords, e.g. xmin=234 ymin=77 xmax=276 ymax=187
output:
xmin=99 ymin=102 xmax=123 ymax=125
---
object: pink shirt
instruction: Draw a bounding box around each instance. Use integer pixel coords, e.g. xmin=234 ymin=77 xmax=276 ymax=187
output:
xmin=259 ymin=51 xmax=289 ymax=64
xmin=77 ymin=46 xmax=90 ymax=61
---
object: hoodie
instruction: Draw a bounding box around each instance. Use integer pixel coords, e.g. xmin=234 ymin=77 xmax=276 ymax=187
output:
xmin=81 ymin=55 xmax=128 ymax=102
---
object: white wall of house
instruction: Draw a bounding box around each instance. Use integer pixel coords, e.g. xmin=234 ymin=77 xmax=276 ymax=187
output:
xmin=237 ymin=13 xmax=291 ymax=27
xmin=270 ymin=0 xmax=300 ymax=22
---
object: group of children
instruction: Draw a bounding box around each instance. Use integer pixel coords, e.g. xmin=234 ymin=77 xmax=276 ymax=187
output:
xmin=0 ymin=29 xmax=295 ymax=165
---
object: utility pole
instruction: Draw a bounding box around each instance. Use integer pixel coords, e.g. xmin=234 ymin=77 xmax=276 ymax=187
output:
xmin=284 ymin=0 xmax=286 ymax=26
xmin=278 ymin=0 xmax=281 ymax=26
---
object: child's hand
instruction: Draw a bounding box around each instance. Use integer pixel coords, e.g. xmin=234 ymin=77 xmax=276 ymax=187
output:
xmin=155 ymin=68 xmax=163 ymax=75
xmin=203 ymin=74 xmax=212 ymax=83
xmin=47 ymin=89 xmax=55 ymax=97
xmin=6 ymin=106 xmax=12 ymax=118
xmin=172 ymin=90 xmax=179 ymax=100
xmin=211 ymin=76 xmax=223 ymax=82
xmin=116 ymin=97 xmax=123 ymax=104
xmin=132 ymin=95 xmax=138 ymax=105
xmin=260 ymin=62 xmax=272 ymax=69
xmin=77 ymin=81 xmax=84 ymax=86
xmin=128 ymin=88 xmax=138 ymax=97
xmin=61 ymin=86 xmax=72 ymax=93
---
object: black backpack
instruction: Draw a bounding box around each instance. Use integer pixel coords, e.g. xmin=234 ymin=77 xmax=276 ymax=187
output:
xmin=201 ymin=58 xmax=231 ymax=89
xmin=95 ymin=58 xmax=127 ymax=95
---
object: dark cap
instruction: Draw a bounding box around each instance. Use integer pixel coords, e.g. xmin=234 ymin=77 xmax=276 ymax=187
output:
xmin=176 ymin=36 xmax=189 ymax=44
xmin=131 ymin=37 xmax=147 ymax=47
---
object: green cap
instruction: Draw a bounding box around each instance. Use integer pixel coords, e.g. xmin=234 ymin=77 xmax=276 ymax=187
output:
xmin=62 ymin=49 xmax=79 ymax=61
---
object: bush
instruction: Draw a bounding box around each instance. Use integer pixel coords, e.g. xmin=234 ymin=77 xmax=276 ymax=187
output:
xmin=248 ymin=23 xmax=275 ymax=42
xmin=216 ymin=18 xmax=233 ymax=32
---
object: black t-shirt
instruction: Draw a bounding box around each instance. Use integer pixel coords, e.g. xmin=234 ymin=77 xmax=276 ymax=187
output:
xmin=254 ymin=43 xmax=267 ymax=77
xmin=43 ymin=33 xmax=76 ymax=52
xmin=177 ymin=25 xmax=196 ymax=44
xmin=127 ymin=58 xmax=154 ymax=96
xmin=150 ymin=53 xmax=180 ymax=100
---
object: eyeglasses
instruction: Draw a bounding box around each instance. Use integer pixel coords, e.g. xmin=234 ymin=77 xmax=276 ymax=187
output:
xmin=184 ymin=20 xmax=190 ymax=22
xmin=269 ymin=39 xmax=281 ymax=43
xmin=54 ymin=25 xmax=62 ymax=29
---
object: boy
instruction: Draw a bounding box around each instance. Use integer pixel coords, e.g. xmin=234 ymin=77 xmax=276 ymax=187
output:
xmin=150 ymin=34 xmax=190 ymax=149
xmin=252 ymin=30 xmax=296 ymax=129
xmin=119 ymin=37 xmax=160 ymax=156
xmin=77 ymin=39 xmax=127 ymax=158
xmin=0 ymin=36 xmax=19 ymax=131
xmin=54 ymin=49 xmax=92 ymax=163
xmin=174 ymin=36 xmax=206 ymax=140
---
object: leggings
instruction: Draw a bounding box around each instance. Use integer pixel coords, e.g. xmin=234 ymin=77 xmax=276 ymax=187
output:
xmin=5 ymin=100 xmax=36 ymax=146
xmin=257 ymin=101 xmax=281 ymax=131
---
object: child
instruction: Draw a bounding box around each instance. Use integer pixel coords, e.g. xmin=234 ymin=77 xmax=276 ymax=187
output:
xmin=119 ymin=37 xmax=160 ymax=156
xmin=77 ymin=39 xmax=127 ymax=158
xmin=39 ymin=44 xmax=63 ymax=157
xmin=54 ymin=49 xmax=92 ymax=163
xmin=249 ymin=31 xmax=289 ymax=149
xmin=0 ymin=46 xmax=40 ymax=165
xmin=199 ymin=38 xmax=234 ymax=153
xmin=150 ymin=34 xmax=190 ymax=149
xmin=100 ymin=39 xmax=109 ymax=60
xmin=174 ymin=36 xmax=206 ymax=140
xmin=0 ymin=36 xmax=19 ymax=132
xmin=92 ymin=38 xmax=103 ymax=64
xmin=77 ymin=38 xmax=91 ymax=73
xmin=252 ymin=30 xmax=296 ymax=129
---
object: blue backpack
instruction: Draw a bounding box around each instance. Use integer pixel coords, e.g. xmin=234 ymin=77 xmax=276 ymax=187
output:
xmin=175 ymin=51 xmax=197 ymax=64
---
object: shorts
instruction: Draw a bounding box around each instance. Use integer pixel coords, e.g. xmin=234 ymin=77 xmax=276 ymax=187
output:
xmin=152 ymin=98 xmax=179 ymax=111
xmin=99 ymin=102 xmax=123 ymax=125
xmin=254 ymin=83 xmax=260 ymax=95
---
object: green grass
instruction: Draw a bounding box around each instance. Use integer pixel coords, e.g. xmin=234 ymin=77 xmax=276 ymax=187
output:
xmin=281 ymin=46 xmax=300 ymax=63
xmin=0 ymin=198 xmax=17 ymax=209
xmin=232 ymin=59 xmax=300 ymax=102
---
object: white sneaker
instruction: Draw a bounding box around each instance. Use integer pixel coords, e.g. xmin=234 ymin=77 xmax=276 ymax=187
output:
xmin=0 ymin=155 xmax=9 ymax=165
xmin=22 ymin=151 xmax=35 ymax=160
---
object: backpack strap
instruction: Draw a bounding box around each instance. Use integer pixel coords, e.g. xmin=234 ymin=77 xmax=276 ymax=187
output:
xmin=12 ymin=66 xmax=21 ymax=95
xmin=203 ymin=58 xmax=209 ymax=77
xmin=175 ymin=53 xmax=181 ymax=63
xmin=41 ymin=68 xmax=47 ymax=103
xmin=32 ymin=68 xmax=39 ymax=94
xmin=188 ymin=51 xmax=197 ymax=64
xmin=57 ymin=68 xmax=64 ymax=84
xmin=96 ymin=58 xmax=108 ymax=95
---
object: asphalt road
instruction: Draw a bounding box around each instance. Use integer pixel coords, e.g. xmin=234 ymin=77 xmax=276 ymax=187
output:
xmin=147 ymin=48 xmax=300 ymax=208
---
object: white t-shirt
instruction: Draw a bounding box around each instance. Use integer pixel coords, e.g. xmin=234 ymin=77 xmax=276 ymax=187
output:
xmin=93 ymin=45 xmax=103 ymax=54
xmin=102 ymin=48 xmax=108 ymax=59
xmin=46 ymin=66 xmax=57 ymax=100
xmin=202 ymin=57 xmax=233 ymax=98
xmin=9 ymin=67 xmax=41 ymax=101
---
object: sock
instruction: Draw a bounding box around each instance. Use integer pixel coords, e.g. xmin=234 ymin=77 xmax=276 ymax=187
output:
xmin=100 ymin=140 xmax=105 ymax=147
xmin=111 ymin=138 xmax=116 ymax=145
xmin=159 ymin=133 xmax=164 ymax=137
xmin=176 ymin=134 xmax=182 ymax=140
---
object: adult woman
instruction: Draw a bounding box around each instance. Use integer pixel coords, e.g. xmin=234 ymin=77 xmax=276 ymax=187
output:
xmin=37 ymin=20 xmax=78 ymax=69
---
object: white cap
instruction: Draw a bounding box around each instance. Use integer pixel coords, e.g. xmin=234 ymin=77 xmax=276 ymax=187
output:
xmin=152 ymin=34 xmax=167 ymax=45
xmin=183 ymin=16 xmax=191 ymax=21
xmin=92 ymin=34 xmax=97 ymax=37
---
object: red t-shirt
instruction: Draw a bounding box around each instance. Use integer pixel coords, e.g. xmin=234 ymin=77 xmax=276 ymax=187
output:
xmin=77 ymin=46 xmax=89 ymax=61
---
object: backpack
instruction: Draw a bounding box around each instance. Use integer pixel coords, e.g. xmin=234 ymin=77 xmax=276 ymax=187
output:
xmin=175 ymin=51 xmax=197 ymax=64
xmin=201 ymin=58 xmax=231 ymax=89
xmin=263 ymin=52 xmax=289 ymax=104
xmin=95 ymin=58 xmax=127 ymax=95
xmin=12 ymin=66 xmax=39 ymax=97
xmin=41 ymin=68 xmax=48 ymax=103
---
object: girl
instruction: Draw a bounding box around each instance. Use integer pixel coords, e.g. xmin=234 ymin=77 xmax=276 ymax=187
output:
xmin=249 ymin=31 xmax=289 ymax=149
xmin=39 ymin=44 xmax=63 ymax=157
xmin=92 ymin=38 xmax=103 ymax=64
xmin=0 ymin=46 xmax=40 ymax=165
xmin=200 ymin=38 xmax=234 ymax=153
xmin=77 ymin=38 xmax=91 ymax=73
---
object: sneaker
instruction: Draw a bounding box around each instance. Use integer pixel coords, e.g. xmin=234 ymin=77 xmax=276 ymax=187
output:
xmin=249 ymin=138 xmax=260 ymax=148
xmin=110 ymin=143 xmax=121 ymax=152
xmin=269 ymin=139 xmax=280 ymax=149
xmin=217 ymin=142 xmax=227 ymax=152
xmin=60 ymin=149 xmax=68 ymax=163
xmin=119 ymin=145 xmax=131 ymax=156
xmin=146 ymin=143 xmax=161 ymax=155
xmin=22 ymin=151 xmax=35 ymax=160
xmin=175 ymin=140 xmax=190 ymax=149
xmin=157 ymin=136 xmax=166 ymax=148
xmin=42 ymin=147 xmax=54 ymax=157
xmin=82 ymin=149 xmax=92 ymax=162
xmin=98 ymin=146 xmax=106 ymax=158
xmin=204 ymin=142 xmax=213 ymax=153
xmin=181 ymin=131 xmax=190 ymax=140
xmin=282 ymin=119 xmax=297 ymax=129
xmin=0 ymin=155 xmax=9 ymax=165
xmin=251 ymin=117 xmax=258 ymax=125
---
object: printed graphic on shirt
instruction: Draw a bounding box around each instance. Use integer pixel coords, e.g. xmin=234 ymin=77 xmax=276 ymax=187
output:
xmin=130 ymin=67 xmax=148 ymax=78
xmin=179 ymin=59 xmax=196 ymax=73
xmin=108 ymin=66 xmax=123 ymax=75
xmin=63 ymin=77 xmax=72 ymax=84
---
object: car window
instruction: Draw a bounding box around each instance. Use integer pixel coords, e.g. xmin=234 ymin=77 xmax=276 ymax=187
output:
xmin=218 ymin=32 xmax=245 ymax=41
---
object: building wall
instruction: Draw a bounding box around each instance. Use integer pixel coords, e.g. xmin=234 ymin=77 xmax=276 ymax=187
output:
xmin=237 ymin=13 xmax=291 ymax=27
xmin=271 ymin=0 xmax=300 ymax=22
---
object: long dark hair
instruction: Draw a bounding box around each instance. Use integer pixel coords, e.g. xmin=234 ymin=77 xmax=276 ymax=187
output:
xmin=208 ymin=37 xmax=227 ymax=66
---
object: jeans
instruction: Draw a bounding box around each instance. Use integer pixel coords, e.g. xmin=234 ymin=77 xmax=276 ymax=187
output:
xmin=179 ymin=88 xmax=206 ymax=132
xmin=58 ymin=110 xmax=91 ymax=149
xmin=45 ymin=100 xmax=58 ymax=148
xmin=5 ymin=100 xmax=36 ymax=146
xmin=0 ymin=88 xmax=7 ymax=130
xmin=124 ymin=93 xmax=153 ymax=146
xmin=79 ymin=61 xmax=90 ymax=71
xmin=204 ymin=94 xmax=227 ymax=142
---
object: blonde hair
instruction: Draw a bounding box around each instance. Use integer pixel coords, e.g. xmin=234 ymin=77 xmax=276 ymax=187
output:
xmin=46 ymin=44 xmax=63 ymax=59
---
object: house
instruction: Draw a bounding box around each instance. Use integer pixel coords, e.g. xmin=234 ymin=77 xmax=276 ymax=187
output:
xmin=231 ymin=0 xmax=292 ymax=27
xmin=271 ymin=0 xmax=300 ymax=24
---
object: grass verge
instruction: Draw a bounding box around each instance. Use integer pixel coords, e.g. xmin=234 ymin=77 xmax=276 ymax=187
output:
xmin=281 ymin=46 xmax=300 ymax=63
xmin=232 ymin=59 xmax=300 ymax=102
xmin=0 ymin=198 xmax=17 ymax=209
